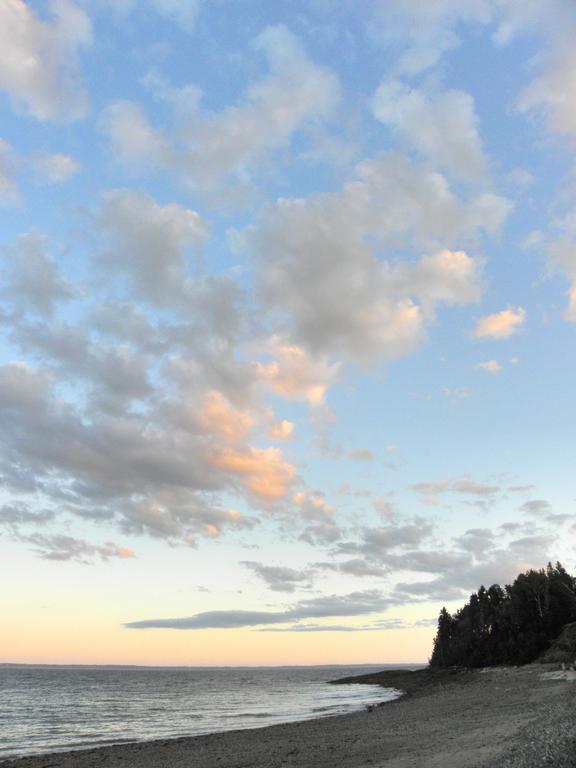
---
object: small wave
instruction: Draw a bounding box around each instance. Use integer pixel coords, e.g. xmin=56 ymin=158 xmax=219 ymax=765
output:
xmin=226 ymin=712 xmax=275 ymax=719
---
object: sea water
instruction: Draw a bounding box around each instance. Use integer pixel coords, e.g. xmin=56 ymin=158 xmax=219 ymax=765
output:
xmin=0 ymin=664 xmax=407 ymax=759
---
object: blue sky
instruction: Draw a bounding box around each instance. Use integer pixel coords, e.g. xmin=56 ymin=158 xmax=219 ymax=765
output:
xmin=1 ymin=0 xmax=575 ymax=664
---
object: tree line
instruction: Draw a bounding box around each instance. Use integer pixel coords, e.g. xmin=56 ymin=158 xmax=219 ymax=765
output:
xmin=430 ymin=562 xmax=576 ymax=667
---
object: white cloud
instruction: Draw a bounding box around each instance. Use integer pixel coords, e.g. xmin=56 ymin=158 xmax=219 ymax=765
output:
xmin=249 ymin=153 xmax=504 ymax=365
xmin=2 ymin=232 xmax=75 ymax=316
xmin=255 ymin=337 xmax=341 ymax=406
xmin=101 ymin=101 xmax=173 ymax=170
xmin=373 ymin=79 xmax=488 ymax=183
xmin=96 ymin=189 xmax=208 ymax=306
xmin=268 ymin=419 xmax=295 ymax=441
xmin=101 ymin=26 xmax=340 ymax=200
xmin=0 ymin=139 xmax=16 ymax=200
xmin=472 ymin=306 xmax=526 ymax=339
xmin=547 ymin=226 xmax=576 ymax=321
xmin=29 ymin=152 xmax=79 ymax=183
xmin=475 ymin=359 xmax=502 ymax=374
xmin=147 ymin=0 xmax=200 ymax=30
xmin=99 ymin=0 xmax=201 ymax=31
xmin=0 ymin=0 xmax=92 ymax=121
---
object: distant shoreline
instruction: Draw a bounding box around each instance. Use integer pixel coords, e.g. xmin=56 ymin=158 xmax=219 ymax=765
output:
xmin=0 ymin=662 xmax=422 ymax=670
xmin=2 ymin=664 xmax=576 ymax=768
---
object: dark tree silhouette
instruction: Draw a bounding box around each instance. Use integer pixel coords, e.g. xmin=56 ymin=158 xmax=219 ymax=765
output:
xmin=429 ymin=563 xmax=576 ymax=668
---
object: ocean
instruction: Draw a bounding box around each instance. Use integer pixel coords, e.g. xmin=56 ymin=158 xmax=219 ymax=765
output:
xmin=0 ymin=664 xmax=408 ymax=759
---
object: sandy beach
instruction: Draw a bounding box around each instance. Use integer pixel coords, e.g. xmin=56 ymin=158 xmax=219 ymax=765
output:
xmin=2 ymin=664 xmax=575 ymax=768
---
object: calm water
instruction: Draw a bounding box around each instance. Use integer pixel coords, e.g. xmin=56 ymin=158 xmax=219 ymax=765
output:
xmin=0 ymin=664 xmax=407 ymax=759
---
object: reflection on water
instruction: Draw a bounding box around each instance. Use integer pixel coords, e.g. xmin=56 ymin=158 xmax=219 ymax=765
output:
xmin=0 ymin=664 xmax=406 ymax=758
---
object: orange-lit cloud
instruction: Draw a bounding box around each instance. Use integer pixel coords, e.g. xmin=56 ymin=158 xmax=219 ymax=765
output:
xmin=211 ymin=446 xmax=296 ymax=500
xmin=255 ymin=337 xmax=340 ymax=406
xmin=268 ymin=419 xmax=295 ymax=440
xmin=199 ymin=390 xmax=253 ymax=443
xmin=472 ymin=305 xmax=526 ymax=339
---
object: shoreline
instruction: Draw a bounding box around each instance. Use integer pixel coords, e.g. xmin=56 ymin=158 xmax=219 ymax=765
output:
xmin=2 ymin=664 xmax=576 ymax=767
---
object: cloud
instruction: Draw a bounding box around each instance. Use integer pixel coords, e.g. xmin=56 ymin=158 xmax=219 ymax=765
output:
xmin=210 ymin=446 xmax=296 ymax=502
xmin=293 ymin=491 xmax=335 ymax=522
xmin=299 ymin=521 xmax=342 ymax=546
xmin=198 ymin=391 xmax=253 ymax=444
xmin=2 ymin=232 xmax=75 ymax=316
xmin=0 ymin=357 xmax=278 ymax=544
xmin=393 ymin=526 xmax=560 ymax=602
xmin=100 ymin=101 xmax=173 ymax=170
xmin=0 ymin=502 xmax=55 ymax=527
xmin=0 ymin=0 xmax=91 ymax=121
xmin=373 ymin=79 xmax=488 ymax=183
xmin=242 ymin=561 xmax=313 ymax=592
xmin=412 ymin=476 xmax=500 ymax=498
xmin=100 ymin=0 xmax=202 ymax=31
xmin=249 ymin=153 xmax=504 ymax=364
xmin=520 ymin=499 xmax=553 ymax=517
xmin=18 ymin=532 xmax=135 ymax=563
xmin=268 ymin=419 xmax=295 ymax=441
xmin=102 ymin=25 xmax=340 ymax=200
xmin=475 ymin=359 xmax=502 ymax=374
xmin=472 ymin=306 xmax=526 ymax=339
xmin=0 ymin=139 xmax=16 ymax=200
xmin=333 ymin=558 xmax=387 ymax=578
xmin=124 ymin=589 xmax=390 ymax=629
xmin=348 ymin=448 xmax=374 ymax=462
xmin=96 ymin=189 xmax=208 ymax=307
xmin=373 ymin=0 xmax=494 ymax=76
xmin=257 ymin=619 xmax=406 ymax=633
xmin=255 ymin=337 xmax=341 ymax=406
xmin=0 ymin=141 xmax=78 ymax=198
xmin=146 ymin=0 xmax=201 ymax=31
xmin=28 ymin=152 xmax=79 ymax=183
xmin=373 ymin=498 xmax=396 ymax=518
xmin=454 ymin=528 xmax=495 ymax=558
xmin=546 ymin=218 xmax=576 ymax=322
xmin=337 ymin=521 xmax=434 ymax=559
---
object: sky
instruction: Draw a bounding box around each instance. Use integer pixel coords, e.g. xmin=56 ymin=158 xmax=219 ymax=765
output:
xmin=1 ymin=0 xmax=575 ymax=666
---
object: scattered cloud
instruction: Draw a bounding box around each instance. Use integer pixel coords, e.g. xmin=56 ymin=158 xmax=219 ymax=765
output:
xmin=19 ymin=533 xmax=135 ymax=563
xmin=29 ymin=152 xmax=79 ymax=183
xmin=1 ymin=233 xmax=76 ymax=316
xmin=0 ymin=0 xmax=92 ymax=121
xmin=242 ymin=561 xmax=313 ymax=592
xmin=250 ymin=153 xmax=504 ymax=364
xmin=102 ymin=25 xmax=340 ymax=199
xmin=472 ymin=306 xmax=526 ymax=339
xmin=520 ymin=499 xmax=553 ymax=517
xmin=373 ymin=78 xmax=488 ymax=183
xmin=0 ymin=138 xmax=16 ymax=200
xmin=254 ymin=337 xmax=340 ymax=406
xmin=475 ymin=359 xmax=502 ymax=374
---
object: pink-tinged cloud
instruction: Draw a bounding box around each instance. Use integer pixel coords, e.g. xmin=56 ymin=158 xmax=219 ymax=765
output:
xmin=210 ymin=446 xmax=296 ymax=500
xmin=199 ymin=390 xmax=253 ymax=443
xmin=472 ymin=306 xmax=526 ymax=339
xmin=255 ymin=338 xmax=340 ymax=405
xmin=268 ymin=419 xmax=295 ymax=441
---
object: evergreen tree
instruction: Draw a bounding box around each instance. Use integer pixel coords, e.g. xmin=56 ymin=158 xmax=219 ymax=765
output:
xmin=429 ymin=563 xmax=576 ymax=668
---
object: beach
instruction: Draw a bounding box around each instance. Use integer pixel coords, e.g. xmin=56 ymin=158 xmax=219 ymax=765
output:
xmin=2 ymin=664 xmax=575 ymax=768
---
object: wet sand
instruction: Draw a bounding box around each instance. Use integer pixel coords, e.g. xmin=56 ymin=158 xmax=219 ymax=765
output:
xmin=3 ymin=665 xmax=576 ymax=768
